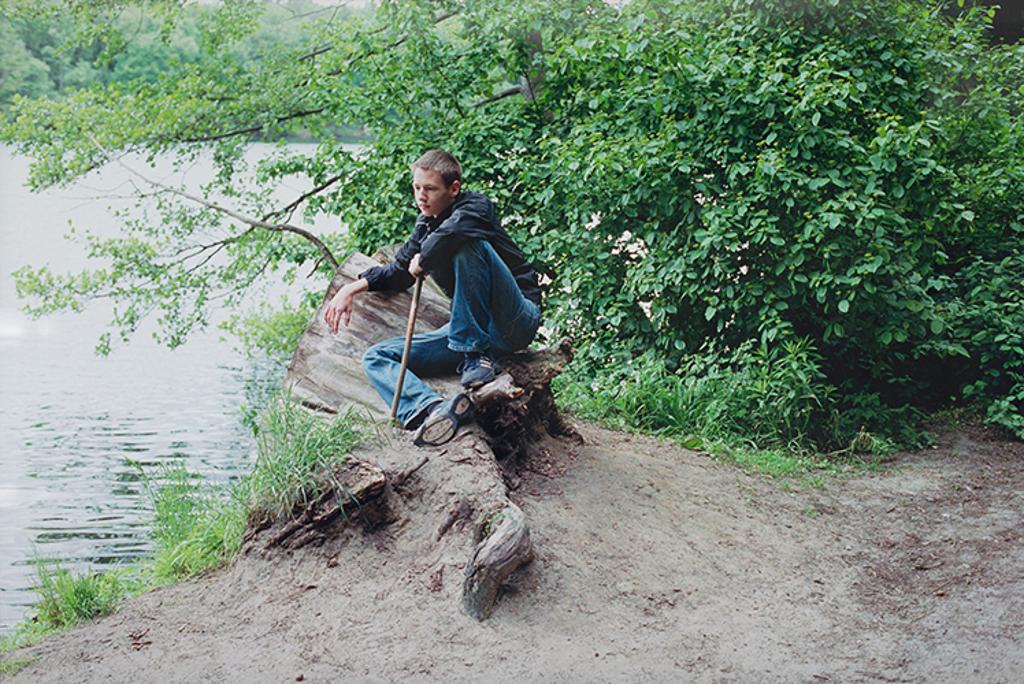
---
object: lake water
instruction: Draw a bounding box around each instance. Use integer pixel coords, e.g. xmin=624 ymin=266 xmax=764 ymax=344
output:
xmin=0 ymin=144 xmax=340 ymax=633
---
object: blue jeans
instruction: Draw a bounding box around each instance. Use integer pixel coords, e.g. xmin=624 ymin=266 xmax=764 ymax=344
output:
xmin=362 ymin=239 xmax=542 ymax=427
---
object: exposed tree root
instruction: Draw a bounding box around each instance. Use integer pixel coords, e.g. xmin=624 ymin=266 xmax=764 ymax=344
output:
xmin=463 ymin=503 xmax=533 ymax=620
xmin=259 ymin=458 xmax=388 ymax=551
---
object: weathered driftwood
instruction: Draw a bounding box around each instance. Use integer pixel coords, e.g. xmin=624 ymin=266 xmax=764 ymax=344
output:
xmin=463 ymin=503 xmax=533 ymax=620
xmin=259 ymin=251 xmax=575 ymax=619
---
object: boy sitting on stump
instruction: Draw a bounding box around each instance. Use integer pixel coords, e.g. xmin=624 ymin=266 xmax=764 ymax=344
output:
xmin=323 ymin=149 xmax=542 ymax=447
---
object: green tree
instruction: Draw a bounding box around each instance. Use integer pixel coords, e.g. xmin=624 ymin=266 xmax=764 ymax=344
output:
xmin=3 ymin=0 xmax=1022 ymax=441
xmin=0 ymin=21 xmax=53 ymax=105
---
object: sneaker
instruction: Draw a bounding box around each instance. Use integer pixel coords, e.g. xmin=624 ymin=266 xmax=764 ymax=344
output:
xmin=405 ymin=398 xmax=443 ymax=430
xmin=458 ymin=351 xmax=499 ymax=388
xmin=413 ymin=393 xmax=475 ymax=447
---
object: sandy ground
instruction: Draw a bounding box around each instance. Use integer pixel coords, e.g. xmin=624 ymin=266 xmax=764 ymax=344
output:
xmin=4 ymin=422 xmax=1022 ymax=683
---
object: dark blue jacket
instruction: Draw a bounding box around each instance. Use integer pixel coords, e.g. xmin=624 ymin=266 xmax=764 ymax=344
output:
xmin=359 ymin=191 xmax=542 ymax=307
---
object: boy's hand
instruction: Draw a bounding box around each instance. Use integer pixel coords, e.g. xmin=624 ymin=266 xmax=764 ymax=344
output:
xmin=408 ymin=253 xmax=424 ymax=278
xmin=324 ymin=283 xmax=356 ymax=333
xmin=324 ymin=277 xmax=369 ymax=334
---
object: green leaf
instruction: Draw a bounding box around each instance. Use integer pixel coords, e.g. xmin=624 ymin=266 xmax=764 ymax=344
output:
xmin=679 ymin=435 xmax=703 ymax=450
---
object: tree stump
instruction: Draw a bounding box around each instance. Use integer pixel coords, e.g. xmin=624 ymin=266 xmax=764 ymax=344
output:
xmin=249 ymin=251 xmax=577 ymax=620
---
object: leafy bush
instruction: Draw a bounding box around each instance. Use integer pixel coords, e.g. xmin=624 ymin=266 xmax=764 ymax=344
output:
xmin=220 ymin=295 xmax=317 ymax=360
xmin=5 ymin=0 xmax=1022 ymax=440
xmin=463 ymin=0 xmax=1020 ymax=439
xmin=944 ymin=253 xmax=1024 ymax=437
xmin=320 ymin=0 xmax=1023 ymax=441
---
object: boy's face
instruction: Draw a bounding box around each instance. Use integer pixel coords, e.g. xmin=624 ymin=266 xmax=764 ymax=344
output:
xmin=412 ymin=167 xmax=460 ymax=217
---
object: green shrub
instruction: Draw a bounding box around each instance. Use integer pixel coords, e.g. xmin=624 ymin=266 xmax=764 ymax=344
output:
xmin=343 ymin=0 xmax=1023 ymax=440
xmin=220 ymin=295 xmax=317 ymax=360
xmin=944 ymin=253 xmax=1024 ymax=437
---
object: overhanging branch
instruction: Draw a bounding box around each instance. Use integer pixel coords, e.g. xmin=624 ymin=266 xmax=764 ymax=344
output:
xmin=178 ymin=107 xmax=327 ymax=144
xmin=472 ymin=85 xmax=523 ymax=108
xmin=268 ymin=173 xmax=344 ymax=224
xmin=87 ymin=133 xmax=340 ymax=271
xmin=181 ymin=10 xmax=462 ymax=144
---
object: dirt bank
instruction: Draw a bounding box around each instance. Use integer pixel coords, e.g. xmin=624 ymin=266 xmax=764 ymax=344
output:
xmin=5 ymin=423 xmax=1022 ymax=683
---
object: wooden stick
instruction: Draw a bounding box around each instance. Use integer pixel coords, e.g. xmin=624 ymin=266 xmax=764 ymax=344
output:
xmin=390 ymin=276 xmax=424 ymax=423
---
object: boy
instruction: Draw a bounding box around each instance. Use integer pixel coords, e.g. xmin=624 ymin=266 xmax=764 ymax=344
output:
xmin=323 ymin=149 xmax=542 ymax=446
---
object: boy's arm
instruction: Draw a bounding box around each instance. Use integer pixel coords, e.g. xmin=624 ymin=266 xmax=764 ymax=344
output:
xmin=357 ymin=218 xmax=427 ymax=292
xmin=324 ymin=220 xmax=427 ymax=334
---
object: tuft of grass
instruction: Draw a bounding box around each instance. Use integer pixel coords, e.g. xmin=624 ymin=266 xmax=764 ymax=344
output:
xmin=0 ymin=619 xmax=55 ymax=653
xmin=0 ymin=656 xmax=37 ymax=676
xmin=557 ymin=342 xmax=835 ymax=445
xmin=246 ymin=398 xmax=365 ymax=520
xmin=30 ymin=561 xmax=143 ymax=631
xmin=147 ymin=397 xmax=365 ymax=580
xmin=694 ymin=438 xmax=876 ymax=486
xmin=145 ymin=462 xmax=249 ymax=581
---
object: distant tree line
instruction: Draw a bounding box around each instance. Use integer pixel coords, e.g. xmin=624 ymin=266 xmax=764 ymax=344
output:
xmin=1 ymin=0 xmax=368 ymax=143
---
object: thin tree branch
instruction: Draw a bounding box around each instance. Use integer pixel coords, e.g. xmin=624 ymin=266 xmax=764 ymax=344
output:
xmin=266 ymin=173 xmax=344 ymax=224
xmin=303 ymin=10 xmax=458 ymax=63
xmin=178 ymin=107 xmax=327 ymax=144
xmin=284 ymin=2 xmax=351 ymax=22
xmin=472 ymin=85 xmax=523 ymax=108
xmin=86 ymin=133 xmax=340 ymax=270
xmin=167 ymin=230 xmax=254 ymax=260
xmin=322 ymin=11 xmax=460 ymax=78
xmin=183 ymin=241 xmax=229 ymax=275
xmin=178 ymin=9 xmax=462 ymax=145
xmin=306 ymin=255 xmax=326 ymax=278
xmin=209 ymin=254 xmax=275 ymax=302
xmin=300 ymin=45 xmax=333 ymax=61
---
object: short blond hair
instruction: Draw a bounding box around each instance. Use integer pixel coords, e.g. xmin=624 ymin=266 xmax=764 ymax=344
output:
xmin=411 ymin=149 xmax=462 ymax=187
